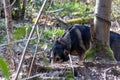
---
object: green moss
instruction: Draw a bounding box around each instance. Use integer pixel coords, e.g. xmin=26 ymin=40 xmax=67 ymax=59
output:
xmin=85 ymin=45 xmax=116 ymax=62
xmin=65 ymin=71 xmax=74 ymax=80
xmin=46 ymin=67 xmax=52 ymax=72
xmin=0 ymin=57 xmax=10 ymax=80
xmin=46 ymin=78 xmax=61 ymax=80
xmin=66 ymin=17 xmax=93 ymax=24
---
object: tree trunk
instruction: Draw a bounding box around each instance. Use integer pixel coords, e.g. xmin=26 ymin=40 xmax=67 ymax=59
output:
xmin=4 ymin=0 xmax=15 ymax=69
xmin=4 ymin=0 xmax=13 ymax=42
xmin=85 ymin=0 xmax=116 ymax=61
xmin=4 ymin=0 xmax=13 ymax=47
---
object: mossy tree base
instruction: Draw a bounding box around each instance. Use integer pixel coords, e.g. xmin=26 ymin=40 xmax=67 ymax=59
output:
xmin=65 ymin=70 xmax=74 ymax=80
xmin=84 ymin=45 xmax=116 ymax=62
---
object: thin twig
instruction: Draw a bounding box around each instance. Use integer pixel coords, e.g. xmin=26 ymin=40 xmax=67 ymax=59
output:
xmin=0 ymin=37 xmax=36 ymax=47
xmin=13 ymin=0 xmax=47 ymax=80
xmin=103 ymin=67 xmax=112 ymax=80
xmin=46 ymin=8 xmax=64 ymax=13
xmin=68 ymin=54 xmax=75 ymax=77
xmin=27 ymin=0 xmax=54 ymax=77
xmin=27 ymin=32 xmax=42 ymax=77
xmin=22 ymin=73 xmax=64 ymax=80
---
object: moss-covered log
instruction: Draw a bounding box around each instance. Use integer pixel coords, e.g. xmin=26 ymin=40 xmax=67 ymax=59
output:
xmin=66 ymin=17 xmax=93 ymax=24
xmin=55 ymin=17 xmax=93 ymax=28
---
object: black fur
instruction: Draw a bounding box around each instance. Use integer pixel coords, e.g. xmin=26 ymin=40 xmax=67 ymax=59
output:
xmin=51 ymin=25 xmax=120 ymax=62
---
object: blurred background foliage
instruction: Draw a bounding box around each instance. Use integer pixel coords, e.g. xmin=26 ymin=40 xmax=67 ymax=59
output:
xmin=0 ymin=0 xmax=120 ymax=48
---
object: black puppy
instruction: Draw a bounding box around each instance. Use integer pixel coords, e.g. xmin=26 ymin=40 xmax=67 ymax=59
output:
xmin=50 ymin=25 xmax=120 ymax=62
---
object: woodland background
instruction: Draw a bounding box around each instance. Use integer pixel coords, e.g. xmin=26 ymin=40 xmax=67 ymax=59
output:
xmin=0 ymin=0 xmax=120 ymax=80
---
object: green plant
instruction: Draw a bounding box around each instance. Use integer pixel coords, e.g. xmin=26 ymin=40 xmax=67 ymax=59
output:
xmin=65 ymin=70 xmax=74 ymax=80
xmin=0 ymin=57 xmax=10 ymax=80
xmin=40 ymin=28 xmax=64 ymax=49
xmin=13 ymin=24 xmax=32 ymax=40
xmin=49 ymin=1 xmax=94 ymax=17
xmin=13 ymin=27 xmax=26 ymax=40
xmin=112 ymin=0 xmax=120 ymax=18
xmin=0 ymin=35 xmax=4 ymax=44
xmin=0 ymin=19 xmax=6 ymax=44
xmin=0 ymin=19 xmax=6 ymax=31
xmin=43 ymin=28 xmax=65 ymax=39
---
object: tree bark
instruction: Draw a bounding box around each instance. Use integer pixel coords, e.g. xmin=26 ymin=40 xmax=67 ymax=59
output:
xmin=94 ymin=0 xmax=111 ymax=46
xmin=4 ymin=0 xmax=15 ymax=69
xmin=4 ymin=0 xmax=13 ymax=42
xmin=85 ymin=0 xmax=116 ymax=61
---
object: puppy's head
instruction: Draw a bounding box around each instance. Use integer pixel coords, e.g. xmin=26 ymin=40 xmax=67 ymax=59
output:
xmin=50 ymin=39 xmax=69 ymax=63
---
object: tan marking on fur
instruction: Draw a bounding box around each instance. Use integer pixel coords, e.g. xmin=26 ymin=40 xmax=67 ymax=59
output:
xmin=71 ymin=50 xmax=79 ymax=55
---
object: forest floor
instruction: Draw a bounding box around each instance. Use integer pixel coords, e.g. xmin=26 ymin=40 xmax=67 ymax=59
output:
xmin=1 ymin=37 xmax=120 ymax=80
xmin=15 ymin=55 xmax=120 ymax=80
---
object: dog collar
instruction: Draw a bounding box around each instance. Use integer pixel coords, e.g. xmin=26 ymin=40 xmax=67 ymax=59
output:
xmin=57 ymin=38 xmax=70 ymax=51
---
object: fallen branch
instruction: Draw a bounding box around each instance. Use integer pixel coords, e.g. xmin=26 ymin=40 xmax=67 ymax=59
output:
xmin=46 ymin=8 xmax=64 ymax=13
xmin=66 ymin=17 xmax=93 ymax=24
xmin=55 ymin=17 xmax=93 ymax=29
xmin=22 ymin=73 xmax=64 ymax=80
xmin=27 ymin=32 xmax=42 ymax=77
xmin=56 ymin=17 xmax=93 ymax=25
